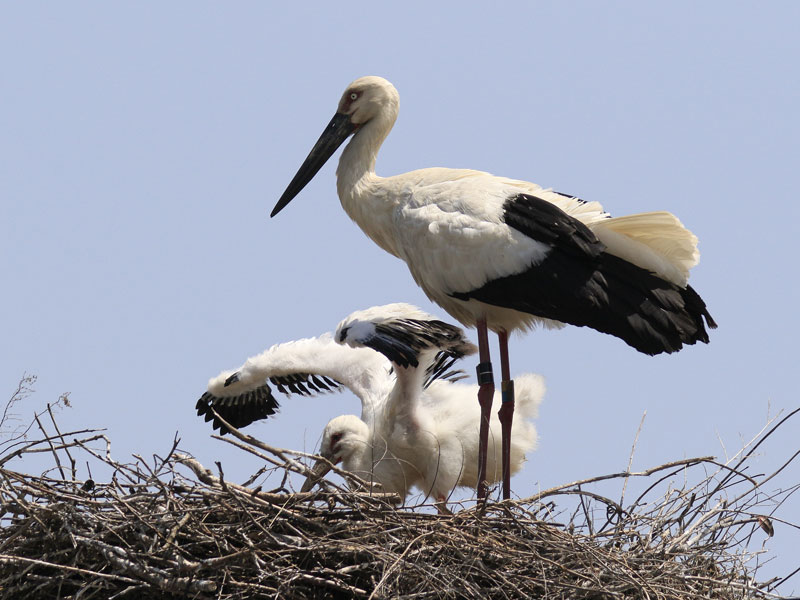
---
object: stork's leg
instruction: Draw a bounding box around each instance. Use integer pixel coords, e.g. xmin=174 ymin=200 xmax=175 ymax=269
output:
xmin=475 ymin=318 xmax=494 ymax=502
xmin=435 ymin=497 xmax=453 ymax=515
xmin=497 ymin=329 xmax=515 ymax=500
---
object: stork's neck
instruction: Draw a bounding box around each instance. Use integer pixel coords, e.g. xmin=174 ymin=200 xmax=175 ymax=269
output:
xmin=335 ymin=111 xmax=401 ymax=256
xmin=383 ymin=364 xmax=426 ymax=432
xmin=337 ymin=127 xmax=376 ymax=193
xmin=382 ymin=345 xmax=441 ymax=436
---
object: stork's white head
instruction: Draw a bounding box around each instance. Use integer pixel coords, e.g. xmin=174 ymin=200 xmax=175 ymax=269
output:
xmin=271 ymin=76 xmax=399 ymax=217
xmin=336 ymin=76 xmax=399 ymax=126
xmin=319 ymin=414 xmax=370 ymax=468
xmin=301 ymin=414 xmax=370 ymax=492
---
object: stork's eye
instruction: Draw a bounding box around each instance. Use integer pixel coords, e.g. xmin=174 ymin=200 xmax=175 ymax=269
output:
xmin=349 ymin=92 xmax=358 ymax=101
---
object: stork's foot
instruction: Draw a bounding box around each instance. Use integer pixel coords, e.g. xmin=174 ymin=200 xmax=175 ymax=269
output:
xmin=435 ymin=498 xmax=453 ymax=515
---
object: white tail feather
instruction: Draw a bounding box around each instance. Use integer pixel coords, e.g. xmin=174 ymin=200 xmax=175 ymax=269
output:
xmin=591 ymin=211 xmax=700 ymax=286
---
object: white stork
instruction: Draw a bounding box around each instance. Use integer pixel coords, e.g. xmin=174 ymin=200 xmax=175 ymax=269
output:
xmin=270 ymin=75 xmax=717 ymax=500
xmin=195 ymin=303 xmax=544 ymax=510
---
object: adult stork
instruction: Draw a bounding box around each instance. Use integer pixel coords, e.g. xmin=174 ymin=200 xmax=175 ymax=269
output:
xmin=270 ymin=76 xmax=717 ymax=500
xmin=195 ymin=303 xmax=544 ymax=509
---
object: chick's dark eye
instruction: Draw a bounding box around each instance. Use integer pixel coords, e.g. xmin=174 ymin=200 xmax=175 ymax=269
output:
xmin=331 ymin=432 xmax=343 ymax=445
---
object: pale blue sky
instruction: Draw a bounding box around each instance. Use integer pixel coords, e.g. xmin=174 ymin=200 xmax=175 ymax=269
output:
xmin=2 ymin=2 xmax=798 ymax=588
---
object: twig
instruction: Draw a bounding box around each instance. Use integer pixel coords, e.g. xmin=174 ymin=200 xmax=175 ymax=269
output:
xmin=32 ymin=412 xmax=65 ymax=480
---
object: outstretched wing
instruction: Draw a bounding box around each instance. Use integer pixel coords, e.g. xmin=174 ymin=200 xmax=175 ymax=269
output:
xmin=195 ymin=371 xmax=342 ymax=435
xmin=195 ymin=333 xmax=390 ymax=434
xmin=336 ymin=303 xmax=477 ymax=370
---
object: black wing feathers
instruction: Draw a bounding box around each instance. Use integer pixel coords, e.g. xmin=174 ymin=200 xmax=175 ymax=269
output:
xmin=195 ymin=384 xmax=279 ymax=435
xmin=268 ymin=373 xmax=341 ymax=395
xmin=196 ymin=372 xmax=342 ymax=434
xmin=503 ymin=193 xmax=605 ymax=260
xmin=453 ymin=193 xmax=716 ymax=355
xmin=423 ymin=351 xmax=469 ymax=389
xmin=370 ymin=318 xmax=472 ymax=369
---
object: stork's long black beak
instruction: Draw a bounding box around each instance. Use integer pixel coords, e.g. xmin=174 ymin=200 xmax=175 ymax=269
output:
xmin=271 ymin=112 xmax=356 ymax=217
xmin=300 ymin=454 xmax=335 ymax=492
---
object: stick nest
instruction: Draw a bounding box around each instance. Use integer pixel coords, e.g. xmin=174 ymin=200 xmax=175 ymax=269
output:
xmin=0 ymin=386 xmax=796 ymax=599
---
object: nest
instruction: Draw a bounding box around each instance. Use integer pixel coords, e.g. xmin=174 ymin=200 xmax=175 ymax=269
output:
xmin=0 ymin=378 xmax=797 ymax=599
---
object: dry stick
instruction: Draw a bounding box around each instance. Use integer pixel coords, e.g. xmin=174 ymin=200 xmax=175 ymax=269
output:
xmin=667 ymin=422 xmax=800 ymax=555
xmin=368 ymin=531 xmax=435 ymax=600
xmin=214 ymin=469 xmax=300 ymax=550
xmin=736 ymin=448 xmax=800 ymax=503
xmin=676 ymin=416 xmax=785 ymax=532
xmin=1 ymin=374 xmax=36 ymax=429
xmin=778 ymin=562 xmax=800 ymax=590
xmin=523 ymin=456 xmax=715 ymax=504
xmin=176 ymin=452 xmax=398 ymax=507
xmin=163 ymin=513 xmax=191 ymax=550
xmin=0 ymin=553 xmax=140 ymax=585
xmin=107 ymin=584 xmax=148 ymax=600
xmin=0 ymin=375 xmax=40 ymax=451
xmin=620 ymin=410 xmax=647 ymax=508
xmin=0 ymin=429 xmax=103 ymax=467
xmin=291 ymin=572 xmax=369 ymax=598
xmin=0 ymin=483 xmax=55 ymax=545
xmin=74 ymin=535 xmax=218 ymax=594
xmin=32 ymin=413 xmax=68 ymax=480
xmin=0 ymin=435 xmax=107 ymax=464
xmin=675 ymin=447 xmax=800 ymax=555
xmin=714 ymin=407 xmax=800 ymax=499
xmin=215 ymin=461 xmax=228 ymax=492
xmin=46 ymin=402 xmax=77 ymax=480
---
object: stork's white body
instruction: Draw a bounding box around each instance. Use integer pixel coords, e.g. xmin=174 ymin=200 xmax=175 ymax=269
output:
xmin=331 ymin=78 xmax=701 ymax=335
xmin=327 ymin=373 xmax=543 ymax=503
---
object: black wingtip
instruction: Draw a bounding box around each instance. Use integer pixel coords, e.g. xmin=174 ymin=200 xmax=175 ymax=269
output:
xmin=684 ymin=284 xmax=718 ymax=333
xmin=194 ymin=384 xmax=280 ymax=435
